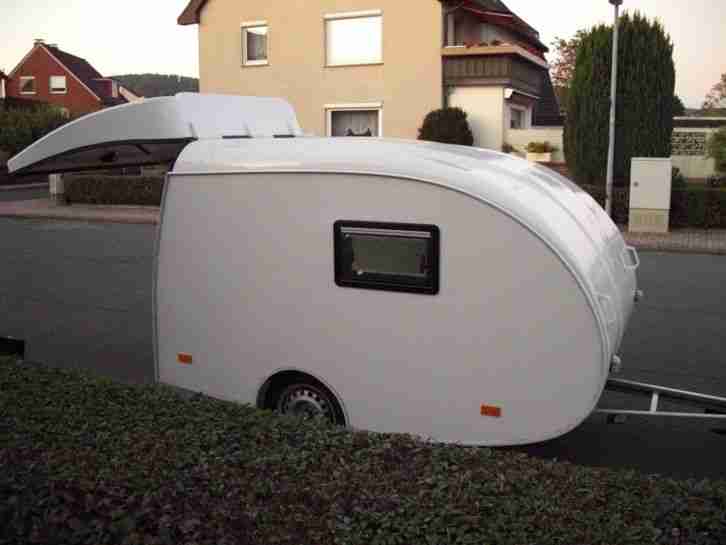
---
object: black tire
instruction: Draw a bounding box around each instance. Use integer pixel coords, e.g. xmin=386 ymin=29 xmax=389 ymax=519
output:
xmin=272 ymin=379 xmax=345 ymax=426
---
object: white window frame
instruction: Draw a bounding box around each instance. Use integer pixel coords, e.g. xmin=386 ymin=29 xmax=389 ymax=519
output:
xmin=241 ymin=21 xmax=269 ymax=66
xmin=49 ymin=75 xmax=67 ymax=94
xmin=19 ymin=76 xmax=36 ymax=95
xmin=324 ymin=10 xmax=383 ymax=67
xmin=325 ymin=103 xmax=383 ymax=137
xmin=508 ymin=104 xmax=531 ymax=130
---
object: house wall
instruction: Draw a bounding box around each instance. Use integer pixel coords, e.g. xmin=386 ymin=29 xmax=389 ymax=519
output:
xmin=507 ymin=127 xmax=565 ymax=163
xmin=448 ymin=86 xmax=505 ymax=151
xmin=197 ymin=0 xmax=443 ymax=138
xmin=7 ymin=46 xmax=102 ymax=116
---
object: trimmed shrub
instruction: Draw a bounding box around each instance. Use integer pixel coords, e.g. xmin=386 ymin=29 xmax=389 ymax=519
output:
xmin=565 ymin=13 xmax=675 ymax=186
xmin=418 ymin=107 xmax=474 ymax=146
xmin=0 ymin=105 xmax=70 ymax=157
xmin=579 ymin=182 xmax=726 ymax=229
xmin=65 ymin=175 xmax=165 ymax=206
xmin=670 ymin=187 xmax=726 ymax=229
xmin=707 ymin=126 xmax=726 ymax=174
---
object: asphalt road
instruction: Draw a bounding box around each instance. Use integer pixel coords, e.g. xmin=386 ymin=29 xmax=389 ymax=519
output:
xmin=0 ymin=217 xmax=724 ymax=479
xmin=0 ymin=186 xmax=48 ymax=202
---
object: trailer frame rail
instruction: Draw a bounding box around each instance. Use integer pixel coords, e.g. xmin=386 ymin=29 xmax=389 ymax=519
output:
xmin=597 ymin=378 xmax=726 ymax=420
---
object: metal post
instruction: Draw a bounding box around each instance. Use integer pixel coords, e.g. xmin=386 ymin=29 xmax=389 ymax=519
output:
xmin=49 ymin=173 xmax=65 ymax=205
xmin=605 ymin=0 xmax=623 ymax=217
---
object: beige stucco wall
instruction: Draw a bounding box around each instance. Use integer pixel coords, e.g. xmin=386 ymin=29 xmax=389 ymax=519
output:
xmin=507 ymin=127 xmax=565 ymax=163
xmin=448 ymin=86 xmax=505 ymax=151
xmin=504 ymin=125 xmax=721 ymax=177
xmin=198 ymin=0 xmax=443 ymax=139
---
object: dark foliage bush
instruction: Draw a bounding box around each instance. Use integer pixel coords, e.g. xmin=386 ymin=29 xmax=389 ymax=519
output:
xmin=65 ymin=175 xmax=165 ymax=206
xmin=579 ymin=180 xmax=726 ymax=229
xmin=418 ymin=107 xmax=474 ymax=146
xmin=707 ymin=126 xmax=726 ymax=174
xmin=3 ymin=357 xmax=726 ymax=545
xmin=0 ymin=105 xmax=70 ymax=157
xmin=565 ymin=13 xmax=676 ymax=186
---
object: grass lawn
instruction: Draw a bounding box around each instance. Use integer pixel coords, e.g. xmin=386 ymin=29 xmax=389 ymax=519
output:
xmin=1 ymin=357 xmax=725 ymax=545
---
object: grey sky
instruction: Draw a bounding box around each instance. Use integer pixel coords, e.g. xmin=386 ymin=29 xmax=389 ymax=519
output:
xmin=1 ymin=0 xmax=723 ymax=107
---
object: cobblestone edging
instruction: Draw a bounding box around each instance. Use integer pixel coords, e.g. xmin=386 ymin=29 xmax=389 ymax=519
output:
xmin=1 ymin=198 xmax=726 ymax=253
xmin=622 ymin=228 xmax=726 ymax=255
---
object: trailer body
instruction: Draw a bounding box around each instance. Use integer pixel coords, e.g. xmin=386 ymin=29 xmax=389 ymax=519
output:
xmin=9 ymin=94 xmax=639 ymax=445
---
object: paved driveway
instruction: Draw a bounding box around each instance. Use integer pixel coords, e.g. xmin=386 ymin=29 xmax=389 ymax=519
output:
xmin=0 ymin=217 xmax=724 ymax=479
xmin=0 ymin=186 xmax=48 ymax=202
xmin=0 ymin=218 xmax=156 ymax=384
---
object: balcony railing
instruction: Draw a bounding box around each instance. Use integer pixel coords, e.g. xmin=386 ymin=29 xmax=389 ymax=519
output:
xmin=442 ymin=44 xmax=548 ymax=97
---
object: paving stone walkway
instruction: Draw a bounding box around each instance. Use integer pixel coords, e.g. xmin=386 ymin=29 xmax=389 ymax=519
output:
xmin=621 ymin=227 xmax=726 ymax=255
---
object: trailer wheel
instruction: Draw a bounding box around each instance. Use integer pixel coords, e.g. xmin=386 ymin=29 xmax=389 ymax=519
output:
xmin=271 ymin=379 xmax=345 ymax=425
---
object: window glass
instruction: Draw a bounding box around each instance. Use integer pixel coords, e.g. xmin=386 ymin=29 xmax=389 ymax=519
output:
xmin=330 ymin=110 xmax=379 ymax=137
xmin=326 ymin=16 xmax=382 ymax=66
xmin=510 ymin=108 xmax=524 ymax=129
xmin=335 ymin=221 xmax=439 ymax=294
xmin=20 ymin=77 xmax=35 ymax=94
xmin=50 ymin=76 xmax=67 ymax=93
xmin=243 ymin=25 xmax=268 ymax=64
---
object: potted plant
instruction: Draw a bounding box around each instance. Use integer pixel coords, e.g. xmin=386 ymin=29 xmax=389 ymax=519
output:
xmin=525 ymin=141 xmax=558 ymax=163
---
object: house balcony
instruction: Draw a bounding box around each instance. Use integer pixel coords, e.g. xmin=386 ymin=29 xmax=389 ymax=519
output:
xmin=442 ymin=44 xmax=549 ymax=98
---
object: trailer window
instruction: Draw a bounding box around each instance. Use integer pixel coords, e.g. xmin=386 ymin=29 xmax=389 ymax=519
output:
xmin=334 ymin=221 xmax=439 ymax=295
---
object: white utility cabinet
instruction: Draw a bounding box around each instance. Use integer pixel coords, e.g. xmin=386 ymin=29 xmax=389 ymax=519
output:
xmin=629 ymin=157 xmax=672 ymax=233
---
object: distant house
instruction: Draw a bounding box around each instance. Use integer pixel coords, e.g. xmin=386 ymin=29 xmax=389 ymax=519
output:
xmin=178 ymin=0 xmax=562 ymax=156
xmin=4 ymin=39 xmax=142 ymax=116
xmin=0 ymin=70 xmax=7 ymax=99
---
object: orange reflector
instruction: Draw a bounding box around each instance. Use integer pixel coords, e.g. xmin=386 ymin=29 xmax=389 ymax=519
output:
xmin=480 ymin=404 xmax=502 ymax=418
xmin=177 ymin=353 xmax=193 ymax=365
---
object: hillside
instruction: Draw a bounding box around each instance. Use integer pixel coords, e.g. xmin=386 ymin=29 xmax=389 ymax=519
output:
xmin=111 ymin=73 xmax=199 ymax=98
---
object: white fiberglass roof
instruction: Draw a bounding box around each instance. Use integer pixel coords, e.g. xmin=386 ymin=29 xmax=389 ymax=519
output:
xmin=8 ymin=93 xmax=302 ymax=175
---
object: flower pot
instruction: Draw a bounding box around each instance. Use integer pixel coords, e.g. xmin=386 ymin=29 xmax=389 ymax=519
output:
xmin=526 ymin=152 xmax=552 ymax=163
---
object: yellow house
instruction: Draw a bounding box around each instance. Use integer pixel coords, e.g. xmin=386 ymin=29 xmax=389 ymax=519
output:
xmin=178 ymin=0 xmax=562 ymax=151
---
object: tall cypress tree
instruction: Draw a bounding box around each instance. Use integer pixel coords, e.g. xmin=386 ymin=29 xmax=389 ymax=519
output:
xmin=564 ymin=12 xmax=675 ymax=186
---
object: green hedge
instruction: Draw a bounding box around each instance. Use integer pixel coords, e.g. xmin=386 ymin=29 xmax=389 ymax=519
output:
xmin=0 ymin=106 xmax=70 ymax=157
xmin=418 ymin=107 xmax=474 ymax=146
xmin=578 ymin=184 xmax=726 ymax=229
xmin=3 ymin=357 xmax=726 ymax=545
xmin=65 ymin=176 xmax=165 ymax=206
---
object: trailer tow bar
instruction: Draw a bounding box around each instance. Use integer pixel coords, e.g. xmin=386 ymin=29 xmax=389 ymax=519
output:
xmin=597 ymin=378 xmax=726 ymax=430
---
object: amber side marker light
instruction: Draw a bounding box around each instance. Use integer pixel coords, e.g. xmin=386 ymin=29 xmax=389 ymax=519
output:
xmin=481 ymin=405 xmax=502 ymax=418
xmin=178 ymin=353 xmax=193 ymax=365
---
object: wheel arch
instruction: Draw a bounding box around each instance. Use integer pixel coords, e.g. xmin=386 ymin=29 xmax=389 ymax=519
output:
xmin=256 ymin=367 xmax=349 ymax=426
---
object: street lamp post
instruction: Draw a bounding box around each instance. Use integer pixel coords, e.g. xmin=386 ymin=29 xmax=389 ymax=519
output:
xmin=605 ymin=0 xmax=623 ymax=217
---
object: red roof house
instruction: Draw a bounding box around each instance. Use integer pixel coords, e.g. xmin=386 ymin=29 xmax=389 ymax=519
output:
xmin=0 ymin=71 xmax=8 ymax=100
xmin=4 ymin=40 xmax=139 ymax=116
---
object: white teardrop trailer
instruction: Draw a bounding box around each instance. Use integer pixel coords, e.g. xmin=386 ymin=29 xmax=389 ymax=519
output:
xmin=9 ymin=94 xmax=726 ymax=445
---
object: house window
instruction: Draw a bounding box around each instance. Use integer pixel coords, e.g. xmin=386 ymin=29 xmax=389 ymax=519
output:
xmin=326 ymin=104 xmax=382 ymax=137
xmin=325 ymin=11 xmax=383 ymax=66
xmin=19 ymin=76 xmax=36 ymax=95
xmin=510 ymin=107 xmax=525 ymax=129
xmin=50 ymin=75 xmax=67 ymax=94
xmin=242 ymin=22 xmax=268 ymax=65
xmin=334 ymin=221 xmax=440 ymax=295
